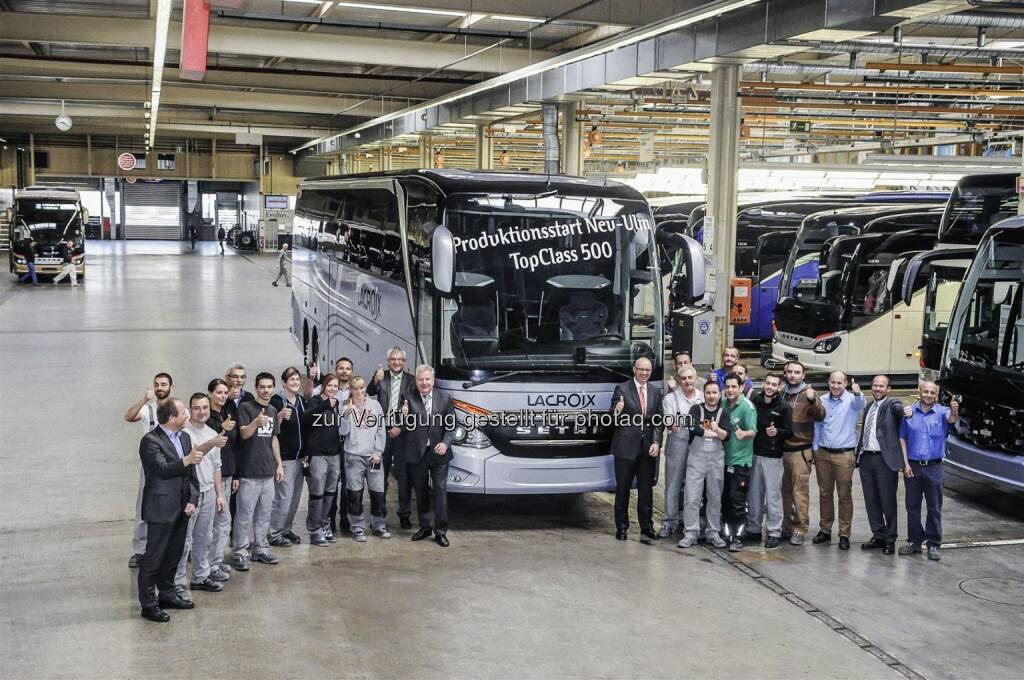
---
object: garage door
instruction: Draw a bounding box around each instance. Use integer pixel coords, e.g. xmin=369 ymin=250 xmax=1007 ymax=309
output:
xmin=123 ymin=181 xmax=182 ymax=240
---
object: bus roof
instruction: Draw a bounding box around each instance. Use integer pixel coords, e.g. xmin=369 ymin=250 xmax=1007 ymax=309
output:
xmin=15 ymin=186 xmax=81 ymax=201
xmin=302 ymin=169 xmax=647 ymax=202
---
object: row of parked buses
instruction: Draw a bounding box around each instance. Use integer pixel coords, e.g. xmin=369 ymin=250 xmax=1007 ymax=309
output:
xmin=287 ymin=168 xmax=1021 ymax=498
xmin=653 ymin=171 xmax=1022 ymax=493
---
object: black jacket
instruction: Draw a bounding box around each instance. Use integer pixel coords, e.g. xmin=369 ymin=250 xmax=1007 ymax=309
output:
xmin=270 ymin=393 xmax=305 ymax=460
xmin=608 ymin=380 xmax=664 ymax=460
xmin=856 ymin=398 xmax=905 ymax=472
xmin=139 ymin=427 xmax=199 ymax=524
xmin=208 ymin=401 xmax=238 ymax=478
xmin=301 ymin=395 xmax=341 ymax=457
xmin=367 ymin=370 xmax=415 ymax=414
xmin=399 ymin=387 xmax=457 ymax=463
xmin=752 ymin=391 xmax=794 ymax=458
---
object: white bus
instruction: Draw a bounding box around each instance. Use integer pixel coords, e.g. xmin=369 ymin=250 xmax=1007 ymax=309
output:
xmin=7 ymin=186 xmax=87 ymax=278
xmin=290 ymin=169 xmax=703 ymax=494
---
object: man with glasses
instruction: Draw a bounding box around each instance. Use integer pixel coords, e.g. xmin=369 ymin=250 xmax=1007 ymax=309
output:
xmin=609 ymin=357 xmax=663 ymax=542
xmin=367 ymin=347 xmax=416 ymax=529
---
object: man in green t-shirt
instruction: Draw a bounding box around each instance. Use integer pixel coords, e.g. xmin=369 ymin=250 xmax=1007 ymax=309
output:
xmin=723 ymin=373 xmax=757 ymax=552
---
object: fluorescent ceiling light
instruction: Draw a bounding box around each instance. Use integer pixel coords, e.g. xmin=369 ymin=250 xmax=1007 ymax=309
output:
xmin=148 ymin=0 xmax=172 ymax=149
xmin=334 ymin=2 xmax=466 ymax=17
xmin=294 ymin=0 xmax=762 ymax=153
xmin=488 ymin=15 xmax=544 ymax=23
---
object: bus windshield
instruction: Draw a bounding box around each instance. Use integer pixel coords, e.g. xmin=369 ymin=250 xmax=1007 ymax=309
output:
xmin=13 ymin=200 xmax=81 ymax=242
xmin=950 ymin=239 xmax=1024 ymax=369
xmin=440 ymin=194 xmax=660 ymax=373
xmin=939 ymin=174 xmax=1019 ymax=244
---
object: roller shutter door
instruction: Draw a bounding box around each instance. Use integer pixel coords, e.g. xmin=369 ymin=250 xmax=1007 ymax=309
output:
xmin=123 ymin=181 xmax=182 ymax=240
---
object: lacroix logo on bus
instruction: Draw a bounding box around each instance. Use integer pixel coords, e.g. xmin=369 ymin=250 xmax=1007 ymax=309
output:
xmin=526 ymin=393 xmax=597 ymax=408
xmin=356 ymin=279 xmax=381 ymax=320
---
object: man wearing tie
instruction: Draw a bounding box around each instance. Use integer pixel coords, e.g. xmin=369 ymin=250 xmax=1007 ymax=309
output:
xmin=609 ymin=357 xmax=663 ymax=542
xmin=367 ymin=346 xmax=416 ymax=529
xmin=856 ymin=375 xmax=904 ymax=555
xmin=137 ymin=398 xmax=204 ymax=623
xmin=400 ymin=365 xmax=456 ymax=547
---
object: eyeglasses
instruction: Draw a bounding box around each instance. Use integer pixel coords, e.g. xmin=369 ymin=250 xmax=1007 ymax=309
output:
xmin=634 ymin=368 xmax=652 ymax=373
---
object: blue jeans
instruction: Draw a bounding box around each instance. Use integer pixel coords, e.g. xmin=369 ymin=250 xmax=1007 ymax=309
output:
xmin=19 ymin=262 xmax=38 ymax=285
xmin=906 ymin=461 xmax=943 ymax=547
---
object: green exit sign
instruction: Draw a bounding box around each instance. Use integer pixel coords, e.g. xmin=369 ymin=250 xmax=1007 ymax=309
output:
xmin=789 ymin=120 xmax=812 ymax=133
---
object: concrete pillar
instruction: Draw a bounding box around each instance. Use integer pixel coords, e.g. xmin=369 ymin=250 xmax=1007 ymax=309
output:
xmin=418 ymin=135 xmax=432 ymax=169
xmin=211 ymin=138 xmax=217 ymax=179
xmin=87 ymin=134 xmax=93 ymax=176
xmin=542 ymin=103 xmax=560 ymax=175
xmin=561 ymin=102 xmax=584 ymax=176
xmin=28 ymin=133 xmax=35 ymax=185
xmin=476 ymin=126 xmax=493 ymax=170
xmin=379 ymin=146 xmax=392 ymax=171
xmin=705 ymin=65 xmax=741 ymax=356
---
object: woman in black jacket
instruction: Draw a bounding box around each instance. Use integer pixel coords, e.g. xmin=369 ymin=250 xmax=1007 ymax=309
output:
xmin=302 ymin=374 xmax=342 ymax=546
xmin=206 ymin=378 xmax=238 ymax=578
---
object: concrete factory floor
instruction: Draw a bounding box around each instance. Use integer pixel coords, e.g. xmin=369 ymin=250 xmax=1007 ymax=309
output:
xmin=1 ymin=242 xmax=1021 ymax=679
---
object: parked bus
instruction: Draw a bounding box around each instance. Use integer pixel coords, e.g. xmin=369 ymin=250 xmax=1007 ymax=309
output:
xmin=6 ymin=186 xmax=87 ymax=278
xmin=290 ymin=169 xmax=703 ymax=495
xmin=938 ymin=216 xmax=1024 ymax=493
xmin=771 ymin=207 xmax=946 ymax=376
xmin=900 ymin=172 xmax=1020 ymax=377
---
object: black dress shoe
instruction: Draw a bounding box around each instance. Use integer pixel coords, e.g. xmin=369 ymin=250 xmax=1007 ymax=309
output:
xmin=765 ymin=536 xmax=782 ymax=549
xmin=861 ymin=538 xmax=885 ymax=550
xmin=838 ymin=536 xmax=850 ymax=551
xmin=158 ymin=594 xmax=195 ymax=610
xmin=399 ymin=516 xmax=413 ymax=530
xmin=812 ymin=531 xmax=832 ymax=545
xmin=640 ymin=528 xmax=659 ymax=540
xmin=411 ymin=527 xmax=433 ymax=541
xmin=435 ymin=533 xmax=450 ymax=548
xmin=882 ymin=541 xmax=896 ymax=555
xmin=129 ymin=553 xmax=144 ymax=569
xmin=140 ymin=606 xmax=170 ymax=623
xmin=615 ymin=528 xmax=628 ymax=541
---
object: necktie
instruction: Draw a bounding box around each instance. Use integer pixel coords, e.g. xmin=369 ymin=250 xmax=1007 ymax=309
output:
xmin=389 ymin=374 xmax=400 ymax=413
xmin=864 ymin=404 xmax=878 ymax=448
xmin=424 ymin=394 xmax=432 ymax=418
xmin=639 ymin=385 xmax=647 ymax=417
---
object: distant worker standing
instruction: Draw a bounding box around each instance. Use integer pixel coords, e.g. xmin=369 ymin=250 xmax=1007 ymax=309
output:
xmin=272 ymin=243 xmax=291 ymax=287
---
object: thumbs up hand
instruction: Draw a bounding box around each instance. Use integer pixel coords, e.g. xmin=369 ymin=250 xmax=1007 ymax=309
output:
xmin=766 ymin=421 xmax=777 ymax=437
xmin=851 ymin=378 xmax=861 ymax=396
xmin=221 ymin=415 xmax=235 ymax=431
xmin=614 ymin=395 xmax=625 ymax=414
xmin=257 ymin=408 xmax=270 ymax=427
xmin=401 ymin=399 xmax=409 ymax=417
xmin=904 ymin=404 xmax=913 ymax=419
xmin=374 ymin=363 xmax=385 ymax=383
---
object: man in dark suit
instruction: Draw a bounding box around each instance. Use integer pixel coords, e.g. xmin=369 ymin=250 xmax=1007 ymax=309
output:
xmin=609 ymin=356 xmax=663 ymax=541
xmin=137 ymin=398 xmax=204 ymax=622
xmin=367 ymin=347 xmax=416 ymax=529
xmin=400 ymin=365 xmax=456 ymax=547
xmin=856 ymin=375 xmax=904 ymax=555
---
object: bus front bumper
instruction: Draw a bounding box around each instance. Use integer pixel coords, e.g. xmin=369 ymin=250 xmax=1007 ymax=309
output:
xmin=448 ymin=446 xmax=615 ymax=494
xmin=14 ymin=262 xmax=85 ymax=276
xmin=945 ymin=436 xmax=1024 ymax=495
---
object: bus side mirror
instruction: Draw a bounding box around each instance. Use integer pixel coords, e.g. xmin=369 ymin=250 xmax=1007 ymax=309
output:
xmin=81 ymin=208 xmax=89 ymax=224
xmin=431 ymin=222 xmax=455 ymax=296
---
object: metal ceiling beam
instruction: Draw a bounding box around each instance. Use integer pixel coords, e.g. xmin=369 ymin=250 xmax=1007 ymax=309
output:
xmin=297 ymin=0 xmax=967 ymax=157
xmin=0 ymin=11 xmax=553 ymax=73
xmin=216 ymin=10 xmax=532 ymax=39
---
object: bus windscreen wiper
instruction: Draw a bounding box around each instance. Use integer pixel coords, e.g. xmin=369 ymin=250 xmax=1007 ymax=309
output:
xmin=462 ymin=365 xmax=631 ymax=389
xmin=463 ymin=370 xmax=530 ymax=389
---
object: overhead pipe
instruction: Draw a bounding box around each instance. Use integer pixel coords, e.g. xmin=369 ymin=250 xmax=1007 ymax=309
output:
xmin=542 ymin=103 xmax=560 ymax=175
xmin=925 ymin=11 xmax=1024 ymax=29
xmin=773 ymin=38 xmax=1024 ymax=59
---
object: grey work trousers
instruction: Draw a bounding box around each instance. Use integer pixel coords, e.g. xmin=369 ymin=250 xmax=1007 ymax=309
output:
xmin=682 ymin=447 xmax=724 ymax=539
xmin=273 ymin=262 xmax=291 ymax=286
xmin=132 ymin=466 xmax=148 ymax=555
xmin=232 ymin=477 xmax=274 ymax=560
xmin=175 ymin=487 xmax=217 ymax=585
xmin=345 ymin=452 xmax=387 ymax=532
xmin=208 ymin=476 xmax=232 ymax=571
xmin=661 ymin=432 xmax=691 ymax=529
xmin=306 ymin=455 xmax=340 ymax=538
xmin=270 ymin=459 xmax=304 ymax=540
xmin=745 ymin=455 xmax=785 ymax=538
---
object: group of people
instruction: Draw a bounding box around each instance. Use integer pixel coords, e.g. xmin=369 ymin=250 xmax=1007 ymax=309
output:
xmin=16 ymin=237 xmax=80 ymax=286
xmin=129 ymin=348 xmax=455 ymax=623
xmin=615 ymin=349 xmax=958 ymax=563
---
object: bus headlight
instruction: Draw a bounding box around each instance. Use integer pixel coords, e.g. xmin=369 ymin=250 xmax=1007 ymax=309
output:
xmin=461 ymin=428 xmax=491 ymax=449
xmin=14 ymin=255 xmax=26 ymax=264
xmin=813 ymin=336 xmax=842 ymax=353
xmin=72 ymin=255 xmax=84 ymax=264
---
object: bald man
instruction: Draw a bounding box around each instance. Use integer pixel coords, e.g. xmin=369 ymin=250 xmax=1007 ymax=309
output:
xmin=812 ymin=370 xmax=864 ymax=551
xmin=609 ymin=357 xmax=663 ymax=541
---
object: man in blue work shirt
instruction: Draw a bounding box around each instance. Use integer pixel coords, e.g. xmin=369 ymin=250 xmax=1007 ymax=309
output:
xmin=898 ymin=380 xmax=959 ymax=562
xmin=710 ymin=346 xmax=753 ymax=393
xmin=812 ymin=370 xmax=865 ymax=550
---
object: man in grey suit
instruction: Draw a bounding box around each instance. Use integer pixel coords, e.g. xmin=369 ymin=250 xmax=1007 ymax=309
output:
xmin=137 ymin=399 xmax=204 ymax=622
xmin=400 ymin=365 xmax=457 ymax=547
xmin=856 ymin=375 xmax=904 ymax=555
xmin=367 ymin=346 xmax=416 ymax=528
xmin=609 ymin=356 xmax=663 ymax=542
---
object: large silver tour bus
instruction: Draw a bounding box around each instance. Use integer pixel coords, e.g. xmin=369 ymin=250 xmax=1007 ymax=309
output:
xmin=291 ymin=169 xmax=701 ymax=494
xmin=7 ymin=186 xmax=87 ymax=278
xmin=938 ymin=216 xmax=1024 ymax=493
